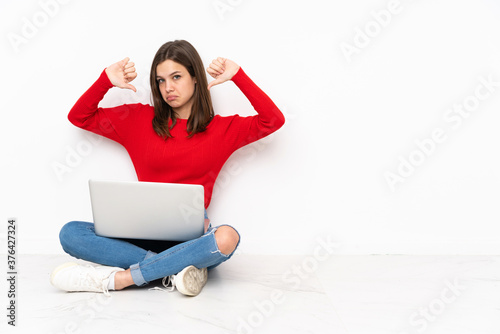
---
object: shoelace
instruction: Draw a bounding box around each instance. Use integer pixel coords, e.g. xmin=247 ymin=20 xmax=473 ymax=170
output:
xmin=81 ymin=266 xmax=111 ymax=297
xmin=148 ymin=275 xmax=176 ymax=292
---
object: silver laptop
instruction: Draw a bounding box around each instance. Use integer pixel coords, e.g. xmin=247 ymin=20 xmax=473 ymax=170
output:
xmin=89 ymin=179 xmax=205 ymax=241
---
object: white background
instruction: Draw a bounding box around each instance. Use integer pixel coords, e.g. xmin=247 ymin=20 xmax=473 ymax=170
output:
xmin=1 ymin=0 xmax=500 ymax=255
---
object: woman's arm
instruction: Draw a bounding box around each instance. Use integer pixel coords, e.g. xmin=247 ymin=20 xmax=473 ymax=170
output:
xmin=68 ymin=58 xmax=138 ymax=143
xmin=207 ymin=58 xmax=285 ymax=149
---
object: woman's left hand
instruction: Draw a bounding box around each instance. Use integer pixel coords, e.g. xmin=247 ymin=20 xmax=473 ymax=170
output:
xmin=207 ymin=57 xmax=240 ymax=90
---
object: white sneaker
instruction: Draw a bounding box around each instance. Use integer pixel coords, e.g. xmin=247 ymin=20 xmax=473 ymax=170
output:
xmin=50 ymin=262 xmax=124 ymax=296
xmin=162 ymin=266 xmax=208 ymax=297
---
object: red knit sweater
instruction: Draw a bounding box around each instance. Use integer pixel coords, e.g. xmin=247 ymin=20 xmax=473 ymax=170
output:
xmin=68 ymin=68 xmax=285 ymax=208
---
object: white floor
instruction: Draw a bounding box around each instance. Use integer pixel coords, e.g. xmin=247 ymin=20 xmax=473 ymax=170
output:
xmin=1 ymin=254 xmax=499 ymax=334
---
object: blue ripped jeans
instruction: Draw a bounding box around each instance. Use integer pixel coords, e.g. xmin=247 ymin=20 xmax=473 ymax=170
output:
xmin=58 ymin=211 xmax=240 ymax=286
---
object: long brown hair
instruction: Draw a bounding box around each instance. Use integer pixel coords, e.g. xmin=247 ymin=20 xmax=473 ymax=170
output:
xmin=150 ymin=40 xmax=214 ymax=139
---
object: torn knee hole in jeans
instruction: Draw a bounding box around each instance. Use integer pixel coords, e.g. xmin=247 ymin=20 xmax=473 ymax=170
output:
xmin=211 ymin=248 xmax=231 ymax=257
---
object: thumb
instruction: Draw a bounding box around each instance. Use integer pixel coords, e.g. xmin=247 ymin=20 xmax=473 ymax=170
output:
xmin=207 ymin=77 xmax=223 ymax=90
xmin=120 ymin=57 xmax=130 ymax=67
xmin=125 ymin=83 xmax=137 ymax=92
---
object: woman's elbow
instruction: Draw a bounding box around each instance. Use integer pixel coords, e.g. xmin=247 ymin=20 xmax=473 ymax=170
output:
xmin=272 ymin=109 xmax=285 ymax=131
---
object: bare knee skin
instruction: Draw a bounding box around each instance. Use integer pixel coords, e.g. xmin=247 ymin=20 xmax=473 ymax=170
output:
xmin=214 ymin=226 xmax=240 ymax=255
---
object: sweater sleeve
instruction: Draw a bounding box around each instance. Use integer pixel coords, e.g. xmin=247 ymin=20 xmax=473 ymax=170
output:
xmin=67 ymin=69 xmax=140 ymax=144
xmin=222 ymin=68 xmax=285 ymax=150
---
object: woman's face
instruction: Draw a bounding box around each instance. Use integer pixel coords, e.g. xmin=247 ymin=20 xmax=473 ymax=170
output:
xmin=156 ymin=59 xmax=197 ymax=119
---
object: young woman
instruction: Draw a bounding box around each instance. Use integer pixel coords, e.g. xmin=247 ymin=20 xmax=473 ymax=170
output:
xmin=50 ymin=40 xmax=285 ymax=297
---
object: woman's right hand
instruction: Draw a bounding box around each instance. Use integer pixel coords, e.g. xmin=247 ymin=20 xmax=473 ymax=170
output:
xmin=105 ymin=57 xmax=137 ymax=92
